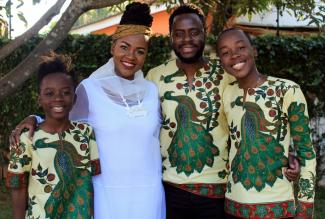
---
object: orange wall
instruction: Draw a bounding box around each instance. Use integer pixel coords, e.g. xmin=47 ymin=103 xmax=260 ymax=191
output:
xmin=92 ymin=10 xmax=170 ymax=36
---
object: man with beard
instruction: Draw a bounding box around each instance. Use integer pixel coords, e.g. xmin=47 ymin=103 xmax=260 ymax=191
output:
xmin=146 ymin=4 xmax=231 ymax=219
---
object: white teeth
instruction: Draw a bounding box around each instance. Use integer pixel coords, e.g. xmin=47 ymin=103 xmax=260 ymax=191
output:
xmin=232 ymin=62 xmax=245 ymax=70
xmin=181 ymin=46 xmax=195 ymax=53
xmin=53 ymin=107 xmax=64 ymax=112
xmin=122 ymin=61 xmax=134 ymax=67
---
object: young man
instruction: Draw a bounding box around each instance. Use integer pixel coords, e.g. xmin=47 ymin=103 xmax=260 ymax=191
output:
xmin=217 ymin=28 xmax=316 ymax=219
xmin=146 ymin=4 xmax=231 ymax=218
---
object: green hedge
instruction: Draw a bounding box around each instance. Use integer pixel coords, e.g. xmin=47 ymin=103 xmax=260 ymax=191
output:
xmin=0 ymin=34 xmax=324 ymax=149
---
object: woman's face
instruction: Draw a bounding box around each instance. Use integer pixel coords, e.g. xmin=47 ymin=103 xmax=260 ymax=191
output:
xmin=111 ymin=34 xmax=149 ymax=80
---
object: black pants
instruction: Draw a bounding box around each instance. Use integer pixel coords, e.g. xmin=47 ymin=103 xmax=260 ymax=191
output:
xmin=164 ymin=183 xmax=225 ymax=219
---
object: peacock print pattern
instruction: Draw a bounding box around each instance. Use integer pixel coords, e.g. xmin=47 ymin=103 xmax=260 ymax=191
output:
xmin=161 ymin=60 xmax=224 ymax=177
xmin=230 ymin=101 xmax=288 ymax=191
xmin=223 ymin=76 xmax=316 ymax=218
xmin=6 ymin=122 xmax=100 ymax=219
xmin=164 ymin=91 xmax=219 ymax=176
xmin=146 ymin=58 xmax=232 ymax=198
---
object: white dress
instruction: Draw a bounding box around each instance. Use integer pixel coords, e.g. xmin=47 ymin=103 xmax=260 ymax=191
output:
xmin=70 ymin=75 xmax=165 ymax=219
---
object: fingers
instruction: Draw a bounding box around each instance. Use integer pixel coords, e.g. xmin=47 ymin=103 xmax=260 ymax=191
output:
xmin=9 ymin=127 xmax=21 ymax=146
xmin=290 ymin=157 xmax=300 ymax=169
xmin=284 ymin=168 xmax=300 ymax=182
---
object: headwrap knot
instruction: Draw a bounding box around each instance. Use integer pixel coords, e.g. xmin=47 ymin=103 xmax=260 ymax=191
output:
xmin=112 ymin=24 xmax=152 ymax=41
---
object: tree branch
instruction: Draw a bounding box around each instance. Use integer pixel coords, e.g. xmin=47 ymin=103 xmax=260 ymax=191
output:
xmin=0 ymin=0 xmax=66 ymax=62
xmin=0 ymin=0 xmax=124 ymax=102
xmin=84 ymin=0 xmax=128 ymax=10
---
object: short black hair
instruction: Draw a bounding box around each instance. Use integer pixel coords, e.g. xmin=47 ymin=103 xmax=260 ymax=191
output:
xmin=120 ymin=2 xmax=153 ymax=27
xmin=169 ymin=3 xmax=205 ymax=34
xmin=37 ymin=51 xmax=76 ymax=92
xmin=217 ymin=28 xmax=253 ymax=46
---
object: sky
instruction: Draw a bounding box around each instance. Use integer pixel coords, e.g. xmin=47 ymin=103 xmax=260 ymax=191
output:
xmin=2 ymin=0 xmax=70 ymax=38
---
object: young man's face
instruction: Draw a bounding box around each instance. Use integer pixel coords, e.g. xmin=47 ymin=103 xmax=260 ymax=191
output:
xmin=217 ymin=30 xmax=257 ymax=80
xmin=38 ymin=73 xmax=75 ymax=122
xmin=170 ymin=13 xmax=205 ymax=63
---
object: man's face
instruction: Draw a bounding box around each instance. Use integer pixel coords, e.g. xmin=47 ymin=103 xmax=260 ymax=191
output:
xmin=170 ymin=13 xmax=205 ymax=63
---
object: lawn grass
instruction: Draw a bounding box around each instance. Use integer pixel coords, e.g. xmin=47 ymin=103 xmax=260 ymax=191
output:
xmin=0 ymin=180 xmax=12 ymax=219
xmin=314 ymin=185 xmax=325 ymax=219
xmin=1 ymin=179 xmax=325 ymax=219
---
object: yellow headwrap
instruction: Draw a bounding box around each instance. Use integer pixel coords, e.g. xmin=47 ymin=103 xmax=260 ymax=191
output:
xmin=112 ymin=24 xmax=152 ymax=41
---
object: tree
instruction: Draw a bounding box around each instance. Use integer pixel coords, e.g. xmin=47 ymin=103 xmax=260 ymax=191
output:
xmin=0 ymin=0 xmax=324 ymax=103
xmin=156 ymin=0 xmax=325 ymax=35
xmin=0 ymin=0 xmax=127 ymax=103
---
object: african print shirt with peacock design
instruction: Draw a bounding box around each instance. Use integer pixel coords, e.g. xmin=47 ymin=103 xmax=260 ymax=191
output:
xmin=147 ymin=58 xmax=233 ymax=198
xmin=6 ymin=122 xmax=101 ymax=219
xmin=223 ymin=76 xmax=316 ymax=219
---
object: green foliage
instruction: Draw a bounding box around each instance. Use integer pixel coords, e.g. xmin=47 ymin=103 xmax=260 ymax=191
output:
xmin=0 ymin=32 xmax=325 ymax=218
xmin=156 ymin=0 xmax=324 ymax=34
xmin=0 ymin=34 xmax=171 ymax=150
xmin=253 ymin=34 xmax=325 ymax=110
xmin=0 ymin=34 xmax=324 ymax=151
xmin=73 ymin=1 xmax=131 ymax=29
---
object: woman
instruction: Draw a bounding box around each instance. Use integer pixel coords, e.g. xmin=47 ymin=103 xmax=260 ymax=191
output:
xmin=10 ymin=2 xmax=165 ymax=219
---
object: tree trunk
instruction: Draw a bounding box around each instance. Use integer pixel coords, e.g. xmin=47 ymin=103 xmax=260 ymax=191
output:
xmin=0 ymin=0 xmax=66 ymax=61
xmin=0 ymin=0 xmax=125 ymax=103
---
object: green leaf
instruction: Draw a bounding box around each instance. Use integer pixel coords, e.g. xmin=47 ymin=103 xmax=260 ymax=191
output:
xmin=17 ymin=11 xmax=27 ymax=27
xmin=16 ymin=0 xmax=24 ymax=8
xmin=33 ymin=0 xmax=41 ymax=4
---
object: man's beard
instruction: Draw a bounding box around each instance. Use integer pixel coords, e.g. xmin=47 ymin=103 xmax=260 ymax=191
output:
xmin=174 ymin=44 xmax=205 ymax=64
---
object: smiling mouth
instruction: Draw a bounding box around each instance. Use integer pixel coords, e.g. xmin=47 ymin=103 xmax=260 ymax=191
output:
xmin=52 ymin=106 xmax=64 ymax=112
xmin=121 ymin=61 xmax=135 ymax=68
xmin=232 ymin=61 xmax=246 ymax=70
xmin=180 ymin=45 xmax=197 ymax=53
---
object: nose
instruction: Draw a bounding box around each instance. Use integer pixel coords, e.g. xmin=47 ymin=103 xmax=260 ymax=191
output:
xmin=183 ymin=32 xmax=193 ymax=42
xmin=53 ymin=92 xmax=64 ymax=101
xmin=125 ymin=49 xmax=136 ymax=60
xmin=231 ymin=49 xmax=241 ymax=59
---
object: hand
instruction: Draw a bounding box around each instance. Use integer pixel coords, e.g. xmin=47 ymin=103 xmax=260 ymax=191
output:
xmin=9 ymin=115 xmax=37 ymax=146
xmin=284 ymin=152 xmax=300 ymax=182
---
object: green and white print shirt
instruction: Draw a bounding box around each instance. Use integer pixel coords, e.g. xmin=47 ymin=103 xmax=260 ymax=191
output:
xmin=6 ymin=121 xmax=101 ymax=219
xmin=147 ymin=58 xmax=233 ymax=198
xmin=223 ymin=76 xmax=316 ymax=218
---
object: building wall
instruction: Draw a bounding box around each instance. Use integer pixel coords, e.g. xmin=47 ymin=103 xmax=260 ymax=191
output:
xmin=91 ymin=10 xmax=170 ymax=36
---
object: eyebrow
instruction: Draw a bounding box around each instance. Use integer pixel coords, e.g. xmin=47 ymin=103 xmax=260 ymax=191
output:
xmin=218 ymin=39 xmax=245 ymax=50
xmin=42 ymin=86 xmax=72 ymax=90
xmin=120 ymin=40 xmax=146 ymax=50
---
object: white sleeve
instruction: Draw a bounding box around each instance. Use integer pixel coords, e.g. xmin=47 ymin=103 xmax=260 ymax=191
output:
xmin=69 ymin=83 xmax=90 ymax=123
xmin=32 ymin=115 xmax=44 ymax=124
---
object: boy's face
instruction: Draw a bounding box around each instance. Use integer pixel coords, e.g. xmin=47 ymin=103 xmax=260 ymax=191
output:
xmin=170 ymin=13 xmax=205 ymax=63
xmin=38 ymin=73 xmax=75 ymax=122
xmin=217 ymin=30 xmax=257 ymax=79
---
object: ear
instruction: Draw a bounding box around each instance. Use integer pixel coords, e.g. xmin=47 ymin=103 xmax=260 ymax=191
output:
xmin=253 ymin=47 xmax=258 ymax=57
xmin=110 ymin=41 xmax=116 ymax=56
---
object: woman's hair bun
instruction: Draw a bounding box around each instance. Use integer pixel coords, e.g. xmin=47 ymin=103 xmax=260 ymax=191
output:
xmin=119 ymin=2 xmax=153 ymax=27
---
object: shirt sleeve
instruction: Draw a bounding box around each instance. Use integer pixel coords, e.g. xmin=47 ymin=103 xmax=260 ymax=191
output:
xmin=285 ymin=85 xmax=316 ymax=218
xmin=87 ymin=125 xmax=101 ymax=176
xmin=6 ymin=132 xmax=32 ymax=189
xmin=69 ymin=83 xmax=90 ymax=123
xmin=145 ymin=67 xmax=160 ymax=85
